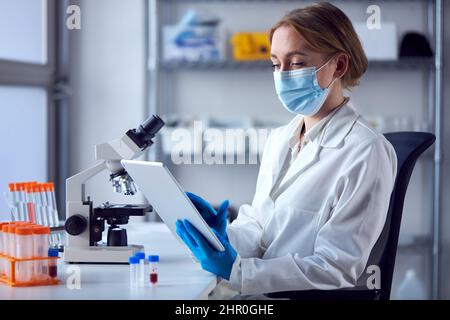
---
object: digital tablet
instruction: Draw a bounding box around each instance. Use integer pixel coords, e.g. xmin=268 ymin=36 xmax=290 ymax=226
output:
xmin=121 ymin=160 xmax=225 ymax=252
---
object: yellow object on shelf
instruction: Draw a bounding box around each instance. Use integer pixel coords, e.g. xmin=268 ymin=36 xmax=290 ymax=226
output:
xmin=230 ymin=32 xmax=270 ymax=61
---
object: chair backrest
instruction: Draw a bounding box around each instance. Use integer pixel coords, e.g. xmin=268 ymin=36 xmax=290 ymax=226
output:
xmin=366 ymin=132 xmax=435 ymax=300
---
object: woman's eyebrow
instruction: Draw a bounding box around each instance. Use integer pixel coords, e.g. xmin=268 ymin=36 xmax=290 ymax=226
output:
xmin=270 ymin=50 xmax=308 ymax=59
xmin=286 ymin=50 xmax=308 ymax=58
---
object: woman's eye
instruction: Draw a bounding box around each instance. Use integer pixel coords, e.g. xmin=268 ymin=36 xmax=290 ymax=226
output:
xmin=271 ymin=63 xmax=280 ymax=70
xmin=291 ymin=62 xmax=305 ymax=68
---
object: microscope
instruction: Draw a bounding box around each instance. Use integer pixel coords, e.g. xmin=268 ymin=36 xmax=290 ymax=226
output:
xmin=64 ymin=115 xmax=165 ymax=263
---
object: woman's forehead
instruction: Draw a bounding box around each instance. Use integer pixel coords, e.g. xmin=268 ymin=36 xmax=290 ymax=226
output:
xmin=270 ymin=25 xmax=313 ymax=58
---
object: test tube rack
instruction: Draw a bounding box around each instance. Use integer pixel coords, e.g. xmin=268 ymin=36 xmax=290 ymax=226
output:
xmin=0 ymin=254 xmax=60 ymax=287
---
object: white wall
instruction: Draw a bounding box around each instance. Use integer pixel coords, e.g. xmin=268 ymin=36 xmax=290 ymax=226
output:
xmin=68 ymin=0 xmax=147 ymax=208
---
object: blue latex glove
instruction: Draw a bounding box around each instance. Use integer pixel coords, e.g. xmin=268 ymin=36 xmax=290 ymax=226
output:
xmin=176 ymin=219 xmax=237 ymax=280
xmin=186 ymin=192 xmax=229 ymax=238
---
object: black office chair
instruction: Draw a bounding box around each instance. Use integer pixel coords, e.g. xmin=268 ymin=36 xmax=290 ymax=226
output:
xmin=266 ymin=132 xmax=436 ymax=300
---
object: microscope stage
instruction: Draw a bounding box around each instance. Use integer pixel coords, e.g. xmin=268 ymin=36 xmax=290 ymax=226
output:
xmin=63 ymin=245 xmax=144 ymax=264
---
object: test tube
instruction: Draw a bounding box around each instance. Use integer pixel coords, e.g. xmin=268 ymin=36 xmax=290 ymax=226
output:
xmin=135 ymin=252 xmax=146 ymax=287
xmin=30 ymin=185 xmax=39 ymax=224
xmin=6 ymin=224 xmax=18 ymax=279
xmin=6 ymin=184 xmax=19 ymax=221
xmin=129 ymin=256 xmax=139 ymax=287
xmin=15 ymin=227 xmax=33 ymax=283
xmin=39 ymin=184 xmax=55 ymax=245
xmin=0 ymin=222 xmax=9 ymax=276
xmin=48 ymin=183 xmax=59 ymax=225
xmin=34 ymin=184 xmax=46 ymax=226
xmin=13 ymin=221 xmax=34 ymax=281
xmin=37 ymin=185 xmax=45 ymax=225
xmin=31 ymin=225 xmax=41 ymax=280
xmin=1 ymin=225 xmax=10 ymax=253
xmin=39 ymin=184 xmax=52 ymax=227
xmin=23 ymin=181 xmax=37 ymax=223
xmin=148 ymin=255 xmax=159 ymax=286
xmin=25 ymin=184 xmax=36 ymax=223
xmin=32 ymin=226 xmax=50 ymax=280
xmin=46 ymin=182 xmax=61 ymax=244
xmin=48 ymin=248 xmax=59 ymax=279
xmin=2 ymin=225 xmax=10 ymax=278
xmin=1 ymin=224 xmax=10 ymax=276
xmin=15 ymin=183 xmax=27 ymax=221
xmin=8 ymin=224 xmax=17 ymax=258
xmin=43 ymin=184 xmax=52 ymax=213
xmin=0 ymin=223 xmax=4 ymax=274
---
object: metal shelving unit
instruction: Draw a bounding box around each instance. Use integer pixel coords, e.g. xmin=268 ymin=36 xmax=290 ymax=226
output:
xmin=160 ymin=57 xmax=433 ymax=71
xmin=147 ymin=0 xmax=444 ymax=299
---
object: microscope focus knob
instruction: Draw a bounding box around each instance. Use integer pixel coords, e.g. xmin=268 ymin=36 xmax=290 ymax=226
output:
xmin=65 ymin=215 xmax=88 ymax=236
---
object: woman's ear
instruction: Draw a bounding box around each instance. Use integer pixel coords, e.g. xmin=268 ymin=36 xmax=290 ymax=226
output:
xmin=334 ymin=53 xmax=349 ymax=79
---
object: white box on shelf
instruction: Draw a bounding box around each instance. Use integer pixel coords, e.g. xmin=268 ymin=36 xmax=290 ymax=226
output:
xmin=162 ymin=25 xmax=226 ymax=63
xmin=354 ymin=22 xmax=398 ymax=61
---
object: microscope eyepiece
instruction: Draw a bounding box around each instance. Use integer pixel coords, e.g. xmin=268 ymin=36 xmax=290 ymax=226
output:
xmin=126 ymin=115 xmax=165 ymax=150
xmin=108 ymin=115 xmax=164 ymax=196
xmin=142 ymin=115 xmax=165 ymax=136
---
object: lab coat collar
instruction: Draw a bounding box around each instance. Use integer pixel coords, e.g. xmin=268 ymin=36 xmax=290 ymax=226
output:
xmin=267 ymin=101 xmax=359 ymax=196
xmin=283 ymin=100 xmax=359 ymax=151
xmin=318 ymin=101 xmax=360 ymax=148
xmin=268 ymin=119 xmax=298 ymax=191
xmin=287 ymin=104 xmax=342 ymax=151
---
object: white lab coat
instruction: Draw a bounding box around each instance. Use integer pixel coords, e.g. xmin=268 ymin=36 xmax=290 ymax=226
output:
xmin=226 ymin=102 xmax=398 ymax=296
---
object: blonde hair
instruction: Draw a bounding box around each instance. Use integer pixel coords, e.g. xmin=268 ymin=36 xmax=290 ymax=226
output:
xmin=269 ymin=2 xmax=368 ymax=88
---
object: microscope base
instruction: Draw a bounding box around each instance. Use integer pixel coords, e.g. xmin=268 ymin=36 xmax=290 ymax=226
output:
xmin=63 ymin=245 xmax=144 ymax=264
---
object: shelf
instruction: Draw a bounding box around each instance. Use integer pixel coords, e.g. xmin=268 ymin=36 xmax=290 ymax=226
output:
xmin=397 ymin=236 xmax=432 ymax=253
xmin=368 ymin=58 xmax=433 ymax=70
xmin=160 ymin=60 xmax=271 ymax=71
xmin=159 ymin=58 xmax=433 ymax=71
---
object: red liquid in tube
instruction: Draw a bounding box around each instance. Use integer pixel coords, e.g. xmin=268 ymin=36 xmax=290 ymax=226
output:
xmin=150 ymin=273 xmax=158 ymax=284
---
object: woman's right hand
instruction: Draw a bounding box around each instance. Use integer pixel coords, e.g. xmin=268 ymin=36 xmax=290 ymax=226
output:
xmin=186 ymin=192 xmax=229 ymax=239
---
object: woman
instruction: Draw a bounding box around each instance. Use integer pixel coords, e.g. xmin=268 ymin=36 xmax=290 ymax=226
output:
xmin=176 ymin=2 xmax=397 ymax=297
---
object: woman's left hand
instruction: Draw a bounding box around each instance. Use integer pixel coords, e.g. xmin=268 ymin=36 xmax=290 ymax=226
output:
xmin=186 ymin=192 xmax=229 ymax=239
xmin=176 ymin=219 xmax=237 ymax=280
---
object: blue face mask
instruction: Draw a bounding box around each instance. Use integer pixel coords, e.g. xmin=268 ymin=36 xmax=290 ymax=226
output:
xmin=273 ymin=57 xmax=337 ymax=116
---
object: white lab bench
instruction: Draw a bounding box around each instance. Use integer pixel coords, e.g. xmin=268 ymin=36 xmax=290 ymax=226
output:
xmin=0 ymin=222 xmax=218 ymax=300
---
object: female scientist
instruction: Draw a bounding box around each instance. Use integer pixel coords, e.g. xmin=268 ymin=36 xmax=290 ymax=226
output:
xmin=176 ymin=2 xmax=397 ymax=296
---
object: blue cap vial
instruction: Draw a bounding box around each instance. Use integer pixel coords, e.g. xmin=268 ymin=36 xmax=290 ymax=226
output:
xmin=148 ymin=255 xmax=159 ymax=262
xmin=135 ymin=252 xmax=145 ymax=260
xmin=48 ymin=248 xmax=59 ymax=257
xmin=128 ymin=256 xmax=139 ymax=264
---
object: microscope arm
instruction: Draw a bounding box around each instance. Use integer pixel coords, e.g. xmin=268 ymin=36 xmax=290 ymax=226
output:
xmin=66 ymin=161 xmax=107 ymax=203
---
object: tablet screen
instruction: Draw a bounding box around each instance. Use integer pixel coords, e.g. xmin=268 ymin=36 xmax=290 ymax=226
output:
xmin=121 ymin=160 xmax=225 ymax=252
